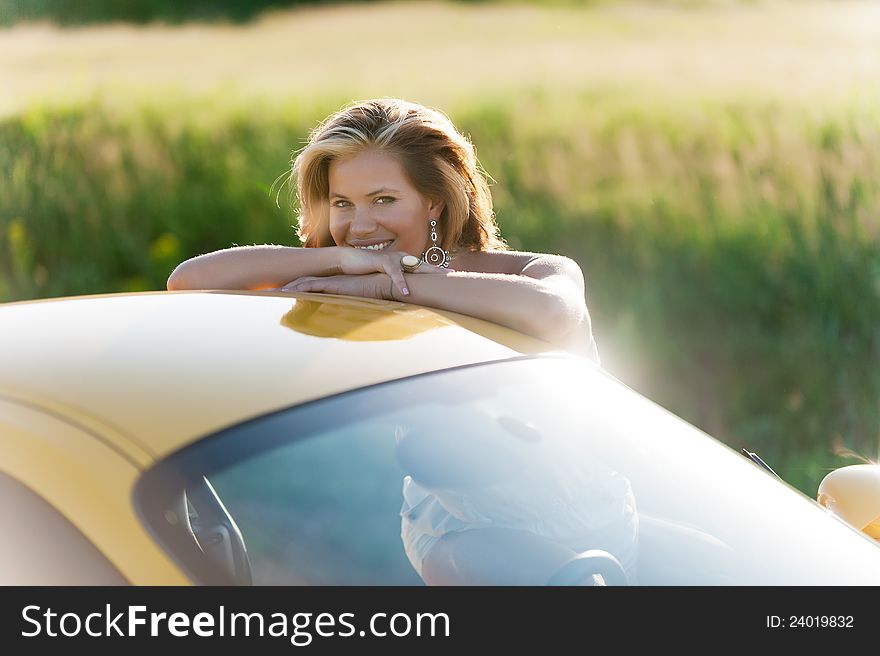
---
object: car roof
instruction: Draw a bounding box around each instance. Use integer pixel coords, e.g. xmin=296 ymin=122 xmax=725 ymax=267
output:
xmin=0 ymin=291 xmax=561 ymax=464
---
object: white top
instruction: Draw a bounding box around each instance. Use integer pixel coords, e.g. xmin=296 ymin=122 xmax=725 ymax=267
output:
xmin=399 ymin=450 xmax=639 ymax=582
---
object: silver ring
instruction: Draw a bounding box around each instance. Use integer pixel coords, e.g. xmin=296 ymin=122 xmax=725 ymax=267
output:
xmin=400 ymin=254 xmax=422 ymax=273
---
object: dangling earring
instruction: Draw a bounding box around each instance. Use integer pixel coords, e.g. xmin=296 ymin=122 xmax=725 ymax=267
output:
xmin=422 ymin=218 xmax=451 ymax=268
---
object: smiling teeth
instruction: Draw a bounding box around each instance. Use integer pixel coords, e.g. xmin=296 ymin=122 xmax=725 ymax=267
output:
xmin=354 ymin=241 xmax=393 ymax=251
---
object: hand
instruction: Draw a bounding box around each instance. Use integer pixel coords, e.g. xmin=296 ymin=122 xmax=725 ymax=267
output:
xmin=333 ymin=247 xmax=411 ymax=297
xmin=280 ymin=273 xmax=399 ymax=300
xmin=334 ymin=247 xmax=454 ymax=297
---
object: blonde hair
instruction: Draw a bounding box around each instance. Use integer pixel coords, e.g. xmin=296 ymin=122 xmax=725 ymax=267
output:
xmin=287 ymin=99 xmax=508 ymax=253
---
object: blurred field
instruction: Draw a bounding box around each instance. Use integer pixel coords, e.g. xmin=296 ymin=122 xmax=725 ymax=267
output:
xmin=3 ymin=0 xmax=880 ymax=117
xmin=2 ymin=0 xmax=879 ymax=495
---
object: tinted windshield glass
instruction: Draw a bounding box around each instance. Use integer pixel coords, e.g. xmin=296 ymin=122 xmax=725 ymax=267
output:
xmin=137 ymin=356 xmax=880 ymax=585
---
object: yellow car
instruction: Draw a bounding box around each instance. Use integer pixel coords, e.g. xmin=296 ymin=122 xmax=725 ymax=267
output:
xmin=1 ymin=290 xmax=879 ymax=585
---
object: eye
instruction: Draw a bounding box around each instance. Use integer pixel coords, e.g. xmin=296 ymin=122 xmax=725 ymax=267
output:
xmin=331 ymin=199 xmax=352 ymax=208
xmin=375 ymin=196 xmax=396 ymax=205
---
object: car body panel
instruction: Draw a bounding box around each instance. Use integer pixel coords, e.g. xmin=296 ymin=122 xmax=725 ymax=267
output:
xmin=0 ymin=290 xmax=557 ymax=460
xmin=4 ymin=290 xmax=878 ymax=586
xmin=0 ymin=397 xmax=189 ymax=584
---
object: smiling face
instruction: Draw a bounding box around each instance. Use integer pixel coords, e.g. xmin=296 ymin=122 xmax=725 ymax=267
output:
xmin=327 ymin=149 xmax=444 ymax=255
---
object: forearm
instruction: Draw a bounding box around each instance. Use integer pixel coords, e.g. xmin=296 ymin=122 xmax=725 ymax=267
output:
xmin=167 ymin=245 xmax=340 ymax=291
xmin=399 ymin=271 xmax=585 ymax=344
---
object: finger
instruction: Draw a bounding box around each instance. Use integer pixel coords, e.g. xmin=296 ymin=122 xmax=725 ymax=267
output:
xmin=384 ymin=262 xmax=410 ymax=297
xmin=281 ymin=276 xmax=320 ymax=292
xmin=284 ymin=281 xmax=318 ymax=293
xmin=290 ymin=276 xmax=320 ymax=285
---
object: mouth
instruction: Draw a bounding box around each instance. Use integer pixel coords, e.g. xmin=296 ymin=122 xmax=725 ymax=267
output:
xmin=351 ymin=240 xmax=394 ymax=251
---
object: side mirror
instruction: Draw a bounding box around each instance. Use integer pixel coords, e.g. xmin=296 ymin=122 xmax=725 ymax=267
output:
xmin=817 ymin=464 xmax=880 ymax=540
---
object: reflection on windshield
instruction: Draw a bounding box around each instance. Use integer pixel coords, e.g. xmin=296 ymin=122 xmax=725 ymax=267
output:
xmin=396 ymin=414 xmax=639 ymax=585
xmin=137 ymin=356 xmax=880 ymax=586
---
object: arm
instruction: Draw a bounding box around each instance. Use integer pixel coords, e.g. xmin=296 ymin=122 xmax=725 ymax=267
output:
xmin=166 ymin=245 xmax=341 ymax=291
xmin=166 ymin=245 xmax=411 ymax=296
xmin=173 ymin=246 xmax=590 ymax=346
xmin=284 ymin=255 xmax=590 ymax=344
xmin=396 ymin=255 xmax=588 ymax=344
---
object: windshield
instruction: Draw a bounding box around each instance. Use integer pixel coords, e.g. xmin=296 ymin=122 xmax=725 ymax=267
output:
xmin=136 ymin=356 xmax=880 ymax=585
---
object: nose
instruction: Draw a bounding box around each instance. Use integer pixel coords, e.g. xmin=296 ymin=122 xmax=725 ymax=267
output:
xmin=348 ymin=206 xmax=379 ymax=237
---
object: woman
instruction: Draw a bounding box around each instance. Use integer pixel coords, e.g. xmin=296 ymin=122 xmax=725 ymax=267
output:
xmin=168 ymin=99 xmax=634 ymax=584
xmin=166 ymin=98 xmax=599 ymax=361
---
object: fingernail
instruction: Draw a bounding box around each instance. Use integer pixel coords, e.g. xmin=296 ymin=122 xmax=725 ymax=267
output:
xmin=402 ymin=287 xmax=409 ymax=295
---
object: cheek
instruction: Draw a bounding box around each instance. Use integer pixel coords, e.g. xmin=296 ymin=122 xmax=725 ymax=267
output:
xmin=390 ymin=203 xmax=425 ymax=231
xmin=328 ymin=213 xmax=347 ymax=242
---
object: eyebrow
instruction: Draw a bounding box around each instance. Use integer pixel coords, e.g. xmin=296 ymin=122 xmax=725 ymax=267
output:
xmin=328 ymin=187 xmax=401 ymax=199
